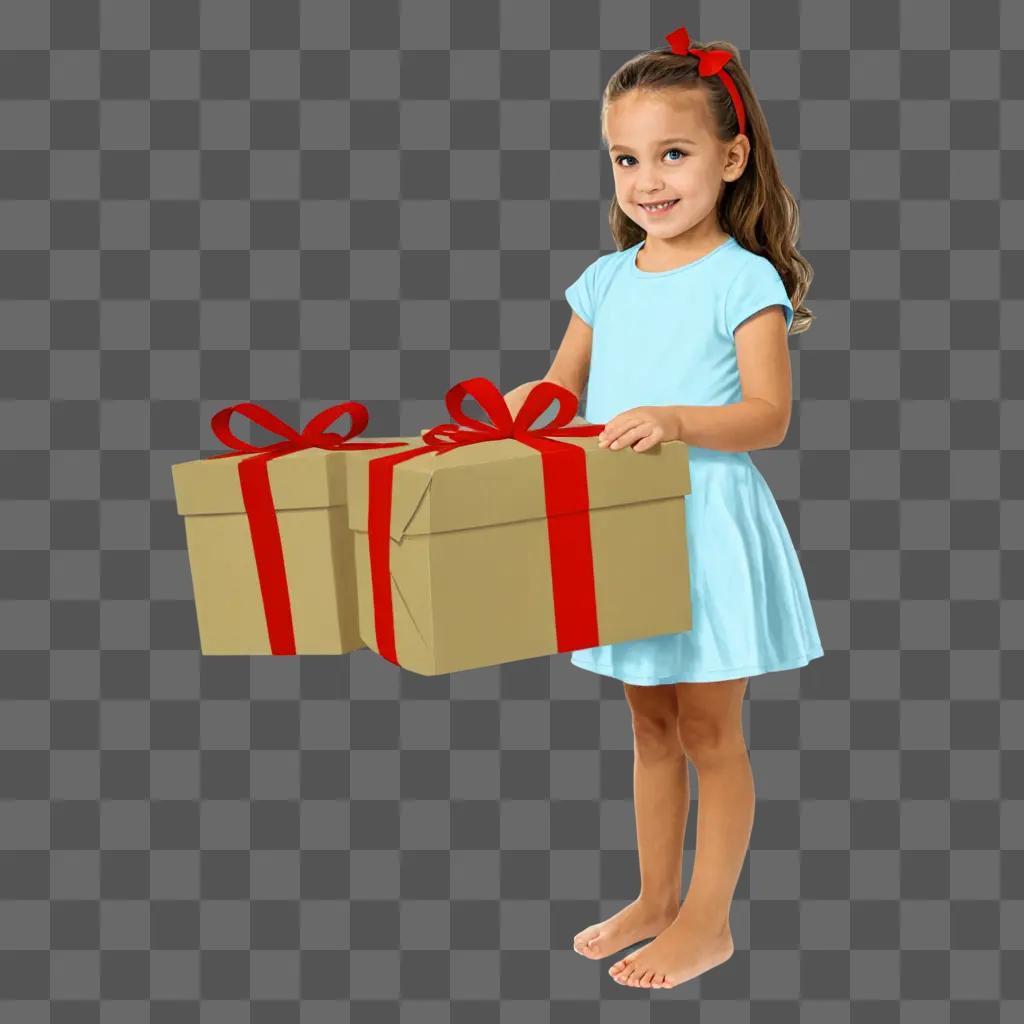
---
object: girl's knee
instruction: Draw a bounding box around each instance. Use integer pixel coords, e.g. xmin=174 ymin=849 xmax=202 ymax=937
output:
xmin=624 ymin=683 xmax=682 ymax=756
xmin=673 ymin=677 xmax=748 ymax=763
xmin=676 ymin=715 xmax=745 ymax=765
xmin=632 ymin=712 xmax=685 ymax=757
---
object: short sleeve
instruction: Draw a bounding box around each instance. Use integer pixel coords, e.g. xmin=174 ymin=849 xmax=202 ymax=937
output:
xmin=564 ymin=259 xmax=599 ymax=327
xmin=725 ymin=257 xmax=794 ymax=337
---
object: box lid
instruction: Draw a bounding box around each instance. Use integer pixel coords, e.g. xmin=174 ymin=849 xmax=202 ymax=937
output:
xmin=171 ymin=437 xmax=413 ymax=517
xmin=344 ymin=431 xmax=692 ymax=543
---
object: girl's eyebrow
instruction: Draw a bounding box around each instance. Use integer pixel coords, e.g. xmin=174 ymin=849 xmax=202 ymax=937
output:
xmin=609 ymin=137 xmax=696 ymax=152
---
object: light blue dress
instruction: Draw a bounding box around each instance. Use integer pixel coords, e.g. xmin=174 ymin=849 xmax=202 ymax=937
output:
xmin=564 ymin=235 xmax=825 ymax=685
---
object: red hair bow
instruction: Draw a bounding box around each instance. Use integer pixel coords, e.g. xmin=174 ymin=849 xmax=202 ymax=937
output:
xmin=665 ymin=24 xmax=746 ymax=136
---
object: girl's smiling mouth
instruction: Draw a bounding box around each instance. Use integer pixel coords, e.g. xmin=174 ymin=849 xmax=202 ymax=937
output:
xmin=639 ymin=199 xmax=680 ymax=214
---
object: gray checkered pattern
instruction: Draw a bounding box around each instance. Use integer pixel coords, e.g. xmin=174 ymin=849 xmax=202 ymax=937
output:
xmin=1 ymin=0 xmax=1020 ymax=1018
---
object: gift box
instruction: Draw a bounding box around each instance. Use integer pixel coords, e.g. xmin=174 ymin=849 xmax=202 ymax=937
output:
xmin=171 ymin=401 xmax=408 ymax=656
xmin=343 ymin=377 xmax=693 ymax=676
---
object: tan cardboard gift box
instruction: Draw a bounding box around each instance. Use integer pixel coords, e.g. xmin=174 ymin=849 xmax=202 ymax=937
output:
xmin=171 ymin=436 xmax=410 ymax=656
xmin=343 ymin=419 xmax=693 ymax=677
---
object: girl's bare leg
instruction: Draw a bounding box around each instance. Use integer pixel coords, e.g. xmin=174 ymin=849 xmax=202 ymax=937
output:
xmin=609 ymin=676 xmax=752 ymax=988
xmin=573 ymin=681 xmax=690 ymax=959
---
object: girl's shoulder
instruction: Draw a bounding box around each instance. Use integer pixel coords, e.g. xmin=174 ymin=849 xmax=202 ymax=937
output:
xmin=564 ymin=247 xmax=635 ymax=326
xmin=713 ymin=238 xmax=779 ymax=279
xmin=582 ymin=245 xmax=635 ymax=280
xmin=719 ymin=243 xmax=794 ymax=333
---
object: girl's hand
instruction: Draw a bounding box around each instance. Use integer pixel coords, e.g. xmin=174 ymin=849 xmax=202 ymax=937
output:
xmin=503 ymin=380 xmax=589 ymax=427
xmin=502 ymin=380 xmax=545 ymax=420
xmin=598 ymin=406 xmax=680 ymax=453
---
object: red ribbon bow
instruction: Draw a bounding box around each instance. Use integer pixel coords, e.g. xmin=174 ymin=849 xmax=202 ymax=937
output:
xmin=206 ymin=401 xmax=409 ymax=654
xmin=418 ymin=377 xmax=601 ymax=452
xmin=665 ymin=25 xmax=746 ymax=137
xmin=363 ymin=377 xmax=607 ymax=667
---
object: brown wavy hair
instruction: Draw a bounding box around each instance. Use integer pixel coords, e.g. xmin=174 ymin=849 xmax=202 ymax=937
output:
xmin=601 ymin=36 xmax=814 ymax=334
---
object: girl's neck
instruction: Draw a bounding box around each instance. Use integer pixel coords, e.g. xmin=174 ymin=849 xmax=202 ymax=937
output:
xmin=636 ymin=229 xmax=732 ymax=273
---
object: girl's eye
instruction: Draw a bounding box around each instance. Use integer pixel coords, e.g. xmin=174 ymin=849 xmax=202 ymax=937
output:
xmin=614 ymin=149 xmax=686 ymax=167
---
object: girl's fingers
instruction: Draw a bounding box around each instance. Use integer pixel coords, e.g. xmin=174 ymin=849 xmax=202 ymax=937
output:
xmin=607 ymin=424 xmax=652 ymax=449
xmin=600 ymin=417 xmax=644 ymax=446
xmin=601 ymin=413 xmax=642 ymax=433
xmin=634 ymin=425 xmax=665 ymax=451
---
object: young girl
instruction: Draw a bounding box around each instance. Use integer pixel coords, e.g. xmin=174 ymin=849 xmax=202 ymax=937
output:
xmin=505 ymin=26 xmax=824 ymax=990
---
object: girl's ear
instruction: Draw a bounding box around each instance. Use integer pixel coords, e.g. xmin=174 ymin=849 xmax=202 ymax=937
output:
xmin=723 ymin=135 xmax=750 ymax=182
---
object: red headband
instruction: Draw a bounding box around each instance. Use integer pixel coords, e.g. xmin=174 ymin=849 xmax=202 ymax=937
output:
xmin=665 ymin=25 xmax=746 ymax=137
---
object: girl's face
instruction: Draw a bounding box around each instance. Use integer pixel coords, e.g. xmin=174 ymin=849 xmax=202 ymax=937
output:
xmin=604 ymin=88 xmax=747 ymax=238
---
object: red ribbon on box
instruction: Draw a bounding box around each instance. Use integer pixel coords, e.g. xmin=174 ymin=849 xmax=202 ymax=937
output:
xmin=363 ymin=377 xmax=606 ymax=666
xmin=205 ymin=401 xmax=409 ymax=655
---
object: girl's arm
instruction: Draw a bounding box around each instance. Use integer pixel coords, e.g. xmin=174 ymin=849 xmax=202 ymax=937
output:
xmin=669 ymin=305 xmax=792 ymax=452
xmin=667 ymin=399 xmax=786 ymax=452
xmin=504 ymin=311 xmax=593 ymax=417
xmin=542 ymin=310 xmax=592 ymax=398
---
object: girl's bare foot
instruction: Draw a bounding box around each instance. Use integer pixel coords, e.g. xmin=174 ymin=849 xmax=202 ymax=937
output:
xmin=608 ymin=905 xmax=735 ymax=988
xmin=572 ymin=898 xmax=678 ymax=960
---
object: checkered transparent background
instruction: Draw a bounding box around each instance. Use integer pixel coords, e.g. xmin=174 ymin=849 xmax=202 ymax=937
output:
xmin=1 ymin=0 xmax=1022 ymax=1019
